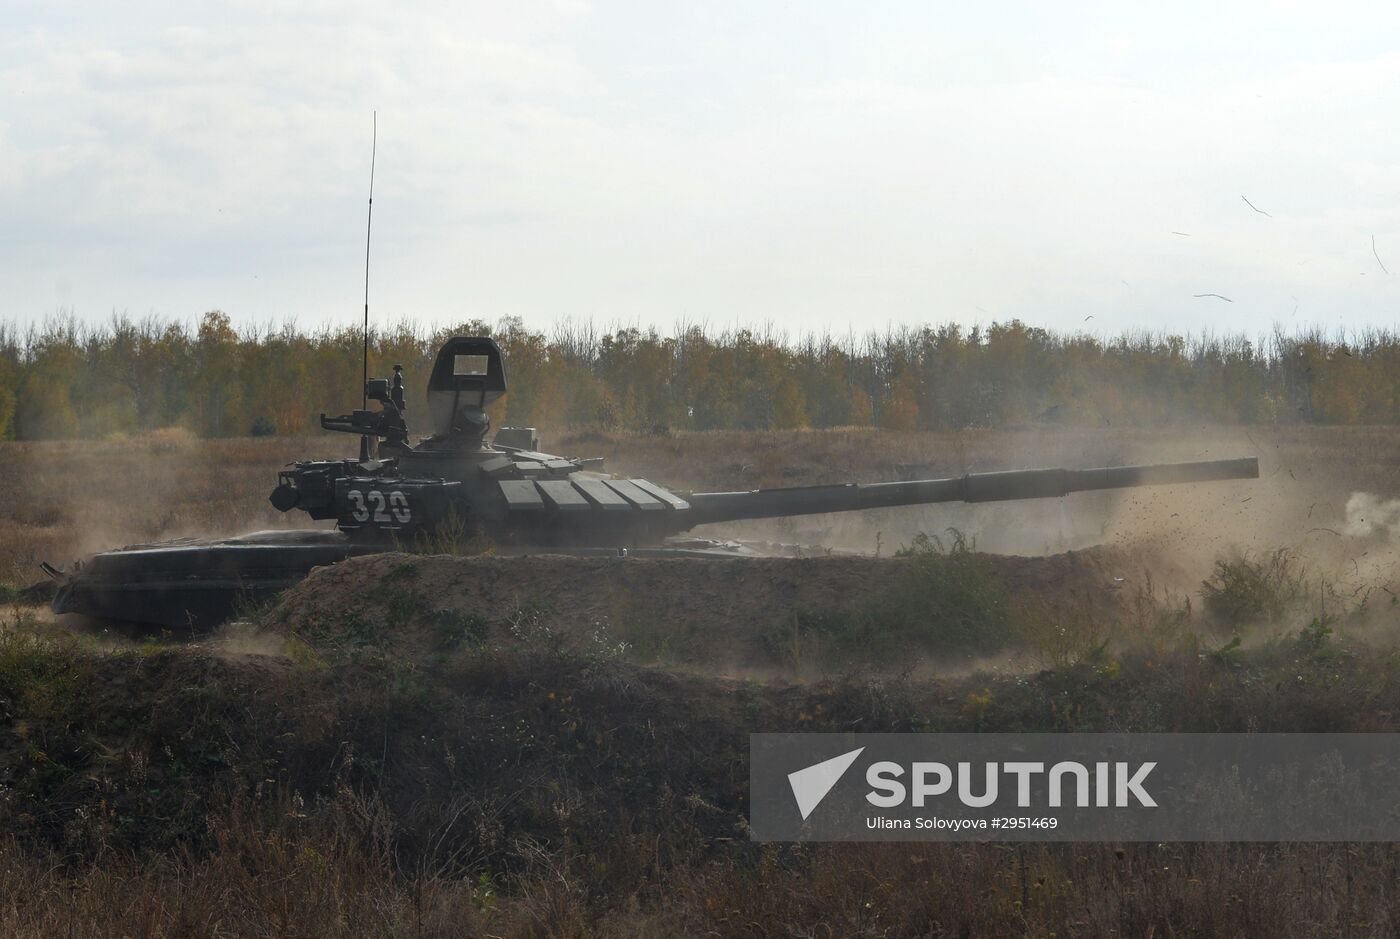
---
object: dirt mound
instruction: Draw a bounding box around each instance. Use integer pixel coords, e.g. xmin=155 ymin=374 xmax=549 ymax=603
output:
xmin=260 ymin=548 xmax=1139 ymax=672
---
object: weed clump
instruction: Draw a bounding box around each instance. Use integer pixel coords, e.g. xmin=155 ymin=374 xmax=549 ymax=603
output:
xmin=762 ymin=530 xmax=1020 ymax=669
xmin=431 ymin=609 xmax=489 ymax=650
xmin=0 ymin=630 xmax=89 ymax=724
xmin=403 ymin=505 xmax=495 ymax=557
xmin=1200 ymin=549 xmax=1306 ymax=628
xmin=880 ymin=530 xmax=1018 ymax=655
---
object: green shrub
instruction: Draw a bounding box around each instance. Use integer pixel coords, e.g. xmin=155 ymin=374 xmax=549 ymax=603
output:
xmin=879 ymin=530 xmax=1018 ymax=657
xmin=1200 ymin=549 xmax=1306 ymax=627
xmin=433 ymin=609 xmax=489 ymax=649
xmin=761 ymin=530 xmax=1020 ymax=669
xmin=0 ymin=632 xmax=88 ymax=723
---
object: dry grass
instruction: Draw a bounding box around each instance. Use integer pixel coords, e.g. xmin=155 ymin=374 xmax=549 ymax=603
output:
xmin=3 ymin=831 xmax=1399 ymax=937
xmin=3 ymin=615 xmax=1400 ymax=937
xmin=6 ymin=425 xmax=1400 ymax=935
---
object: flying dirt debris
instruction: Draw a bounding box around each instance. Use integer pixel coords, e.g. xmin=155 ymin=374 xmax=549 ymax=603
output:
xmin=46 ymin=337 xmax=1260 ymax=629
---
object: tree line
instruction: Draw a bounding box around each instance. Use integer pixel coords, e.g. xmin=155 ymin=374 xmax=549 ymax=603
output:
xmin=0 ymin=312 xmax=1392 ymax=440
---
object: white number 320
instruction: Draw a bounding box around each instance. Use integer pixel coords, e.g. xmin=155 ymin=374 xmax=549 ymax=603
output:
xmin=347 ymin=489 xmax=412 ymax=524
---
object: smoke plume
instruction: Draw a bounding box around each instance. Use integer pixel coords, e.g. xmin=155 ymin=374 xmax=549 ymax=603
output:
xmin=1344 ymin=492 xmax=1400 ymax=539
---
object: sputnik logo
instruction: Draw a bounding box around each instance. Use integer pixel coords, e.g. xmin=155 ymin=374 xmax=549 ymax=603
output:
xmin=787 ymin=747 xmax=865 ymax=820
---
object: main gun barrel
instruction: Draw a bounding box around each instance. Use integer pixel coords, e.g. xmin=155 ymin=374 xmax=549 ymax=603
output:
xmin=683 ymin=457 xmax=1259 ymax=526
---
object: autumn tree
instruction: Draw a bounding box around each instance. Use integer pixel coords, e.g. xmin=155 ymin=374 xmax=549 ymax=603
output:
xmin=5 ymin=314 xmax=1400 ymax=440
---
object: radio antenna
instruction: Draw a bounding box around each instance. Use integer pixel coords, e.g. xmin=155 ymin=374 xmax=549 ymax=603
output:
xmin=362 ymin=111 xmax=377 ymax=411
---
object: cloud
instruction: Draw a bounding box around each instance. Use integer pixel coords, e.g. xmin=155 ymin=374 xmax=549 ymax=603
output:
xmin=1 ymin=1 xmax=1398 ymax=334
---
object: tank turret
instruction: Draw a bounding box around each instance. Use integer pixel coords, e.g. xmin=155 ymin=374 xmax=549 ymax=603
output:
xmin=268 ymin=336 xmax=1258 ymax=547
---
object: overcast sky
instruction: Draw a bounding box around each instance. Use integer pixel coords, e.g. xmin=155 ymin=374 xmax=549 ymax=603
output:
xmin=2 ymin=1 xmax=1398 ymax=339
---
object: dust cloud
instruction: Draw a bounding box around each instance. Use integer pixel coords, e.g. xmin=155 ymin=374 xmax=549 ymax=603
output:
xmin=692 ymin=425 xmax=1400 ymax=619
xmin=1343 ymin=492 xmax=1400 ymax=539
xmin=0 ymin=433 xmax=352 ymax=584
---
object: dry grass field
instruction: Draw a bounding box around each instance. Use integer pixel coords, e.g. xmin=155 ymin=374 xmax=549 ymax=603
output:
xmin=4 ymin=424 xmax=1400 ymax=936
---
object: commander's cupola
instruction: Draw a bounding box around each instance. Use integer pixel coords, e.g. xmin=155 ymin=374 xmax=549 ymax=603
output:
xmin=423 ymin=337 xmax=507 ymax=449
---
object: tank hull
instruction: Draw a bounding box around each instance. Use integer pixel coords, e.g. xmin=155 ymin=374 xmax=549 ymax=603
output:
xmin=51 ymin=530 xmax=384 ymax=630
xmin=49 ymin=530 xmax=775 ymax=630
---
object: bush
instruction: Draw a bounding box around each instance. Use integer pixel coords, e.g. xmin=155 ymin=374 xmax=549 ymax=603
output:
xmin=880 ymin=530 xmax=1018 ymax=656
xmin=762 ymin=530 xmax=1020 ymax=669
xmin=248 ymin=416 xmax=277 ymax=437
xmin=1200 ymin=549 xmax=1306 ymax=627
xmin=432 ymin=609 xmax=489 ymax=649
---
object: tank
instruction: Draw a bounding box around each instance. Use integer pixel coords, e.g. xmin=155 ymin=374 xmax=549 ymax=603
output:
xmin=48 ymin=336 xmax=1260 ymax=628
